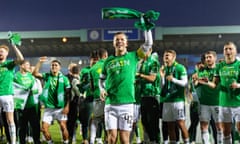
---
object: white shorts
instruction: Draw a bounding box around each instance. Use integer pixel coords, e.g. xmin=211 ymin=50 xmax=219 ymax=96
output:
xmin=0 ymin=95 xmax=14 ymax=112
xmin=218 ymin=106 xmax=240 ymax=123
xmin=133 ymin=104 xmax=140 ymax=123
xmin=93 ymin=99 xmax=105 ymax=118
xmin=199 ymin=104 xmax=220 ymax=122
xmin=104 ymin=104 xmax=134 ymax=131
xmin=162 ymin=102 xmax=185 ymax=121
xmin=42 ymin=108 xmax=68 ymax=124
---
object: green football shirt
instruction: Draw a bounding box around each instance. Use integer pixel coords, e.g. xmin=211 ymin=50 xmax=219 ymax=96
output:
xmin=14 ymin=71 xmax=34 ymax=90
xmin=197 ymin=67 xmax=220 ymax=105
xmin=42 ymin=73 xmax=70 ymax=108
xmin=135 ymin=55 xmax=161 ymax=104
xmin=89 ymin=59 xmax=105 ymax=99
xmin=102 ymin=51 xmax=139 ymax=104
xmin=79 ymin=66 xmax=93 ymax=97
xmin=216 ymin=60 xmax=240 ymax=107
xmin=0 ymin=60 xmax=16 ymax=96
xmin=162 ymin=61 xmax=187 ymax=102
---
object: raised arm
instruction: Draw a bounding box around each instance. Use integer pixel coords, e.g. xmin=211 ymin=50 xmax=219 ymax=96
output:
xmin=137 ymin=30 xmax=153 ymax=58
xmin=13 ymin=45 xmax=24 ymax=64
xmin=141 ymin=30 xmax=153 ymax=52
xmin=33 ymin=56 xmax=47 ymax=78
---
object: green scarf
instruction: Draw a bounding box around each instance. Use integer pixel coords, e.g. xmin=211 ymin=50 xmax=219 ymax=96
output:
xmin=31 ymin=78 xmax=42 ymax=105
xmin=102 ymin=7 xmax=160 ymax=30
xmin=8 ymin=31 xmax=22 ymax=46
xmin=40 ymin=72 xmax=65 ymax=108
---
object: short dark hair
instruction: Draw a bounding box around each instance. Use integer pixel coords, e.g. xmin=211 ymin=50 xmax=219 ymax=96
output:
xmin=51 ymin=59 xmax=61 ymax=65
xmin=205 ymin=51 xmax=217 ymax=57
xmin=98 ymin=48 xmax=107 ymax=58
xmin=164 ymin=49 xmax=176 ymax=57
xmin=71 ymin=65 xmax=80 ymax=74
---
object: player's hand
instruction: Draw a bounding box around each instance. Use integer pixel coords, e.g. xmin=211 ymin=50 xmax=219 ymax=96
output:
xmin=198 ymin=77 xmax=208 ymax=84
xmin=166 ymin=74 xmax=173 ymax=81
xmin=100 ymin=90 xmax=108 ymax=101
xmin=136 ymin=72 xmax=140 ymax=77
xmin=159 ymin=66 xmax=165 ymax=78
xmin=62 ymin=105 xmax=69 ymax=115
xmin=192 ymin=73 xmax=198 ymax=81
xmin=39 ymin=56 xmax=48 ymax=63
xmin=231 ymin=81 xmax=238 ymax=89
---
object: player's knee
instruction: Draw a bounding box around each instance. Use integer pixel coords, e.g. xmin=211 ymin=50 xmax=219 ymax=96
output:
xmin=41 ymin=123 xmax=49 ymax=133
xmin=41 ymin=126 xmax=48 ymax=133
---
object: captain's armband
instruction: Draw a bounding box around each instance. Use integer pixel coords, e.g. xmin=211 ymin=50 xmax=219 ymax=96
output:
xmin=137 ymin=47 xmax=145 ymax=59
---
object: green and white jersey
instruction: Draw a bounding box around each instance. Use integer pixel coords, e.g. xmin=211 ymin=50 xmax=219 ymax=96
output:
xmin=102 ymin=51 xmax=139 ymax=104
xmin=162 ymin=61 xmax=187 ymax=102
xmin=14 ymin=71 xmax=34 ymax=90
xmin=14 ymin=71 xmax=35 ymax=108
xmin=135 ymin=55 xmax=161 ymax=104
xmin=0 ymin=60 xmax=16 ymax=96
xmin=215 ymin=60 xmax=240 ymax=107
xmin=89 ymin=59 xmax=105 ymax=99
xmin=41 ymin=73 xmax=70 ymax=108
xmin=196 ymin=67 xmax=220 ymax=105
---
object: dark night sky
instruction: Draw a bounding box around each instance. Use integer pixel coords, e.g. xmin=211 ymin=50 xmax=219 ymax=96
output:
xmin=1 ymin=0 xmax=240 ymax=31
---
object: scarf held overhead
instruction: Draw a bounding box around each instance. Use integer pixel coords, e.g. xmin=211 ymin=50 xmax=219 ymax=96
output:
xmin=102 ymin=7 xmax=160 ymax=30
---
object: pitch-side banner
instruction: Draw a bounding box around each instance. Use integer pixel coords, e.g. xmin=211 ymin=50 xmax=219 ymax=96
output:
xmin=103 ymin=28 xmax=139 ymax=41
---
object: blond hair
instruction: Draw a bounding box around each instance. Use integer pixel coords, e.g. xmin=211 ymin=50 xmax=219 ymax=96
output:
xmin=0 ymin=45 xmax=9 ymax=52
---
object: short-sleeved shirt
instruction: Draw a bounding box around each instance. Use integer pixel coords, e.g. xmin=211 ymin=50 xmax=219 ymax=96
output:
xmin=89 ymin=59 xmax=105 ymax=99
xmin=102 ymin=51 xmax=139 ymax=104
xmin=215 ymin=60 xmax=240 ymax=107
xmin=162 ymin=61 xmax=187 ymax=102
xmin=196 ymin=67 xmax=220 ymax=106
xmin=0 ymin=60 xmax=16 ymax=96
